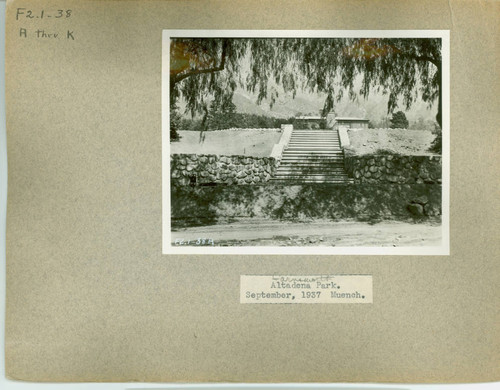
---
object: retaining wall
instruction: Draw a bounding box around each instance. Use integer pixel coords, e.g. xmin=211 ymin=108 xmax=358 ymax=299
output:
xmin=270 ymin=124 xmax=293 ymax=160
xmin=171 ymin=154 xmax=278 ymax=185
xmin=345 ymin=154 xmax=441 ymax=184
xmin=171 ymin=183 xmax=442 ymax=228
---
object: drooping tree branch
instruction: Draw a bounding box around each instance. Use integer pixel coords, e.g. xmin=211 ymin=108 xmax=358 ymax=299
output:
xmin=394 ymin=49 xmax=440 ymax=67
xmin=169 ymin=37 xmax=443 ymax=135
xmin=171 ymin=39 xmax=229 ymax=86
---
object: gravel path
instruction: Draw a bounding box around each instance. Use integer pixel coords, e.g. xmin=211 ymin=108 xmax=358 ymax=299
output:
xmin=171 ymin=218 xmax=442 ymax=247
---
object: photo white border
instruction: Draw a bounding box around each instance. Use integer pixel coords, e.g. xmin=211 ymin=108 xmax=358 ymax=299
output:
xmin=162 ymin=30 xmax=450 ymax=256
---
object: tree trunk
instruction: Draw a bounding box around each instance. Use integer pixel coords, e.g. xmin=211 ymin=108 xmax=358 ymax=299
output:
xmin=436 ymin=64 xmax=442 ymax=129
xmin=169 ymin=77 xmax=179 ymax=141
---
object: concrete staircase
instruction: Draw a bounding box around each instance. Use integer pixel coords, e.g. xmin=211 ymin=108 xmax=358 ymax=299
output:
xmin=271 ymin=129 xmax=353 ymax=184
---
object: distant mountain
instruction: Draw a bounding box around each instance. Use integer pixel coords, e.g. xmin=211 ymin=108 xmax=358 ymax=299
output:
xmin=179 ymin=87 xmax=437 ymax=123
xmin=231 ymin=89 xmax=437 ymax=122
xmin=232 ymin=90 xmax=324 ymax=118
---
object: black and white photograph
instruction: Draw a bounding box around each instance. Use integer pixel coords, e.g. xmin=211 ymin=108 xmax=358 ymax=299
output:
xmin=162 ymin=30 xmax=449 ymax=255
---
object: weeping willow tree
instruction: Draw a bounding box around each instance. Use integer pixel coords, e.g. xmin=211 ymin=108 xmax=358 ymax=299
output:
xmin=169 ymin=37 xmax=441 ymax=139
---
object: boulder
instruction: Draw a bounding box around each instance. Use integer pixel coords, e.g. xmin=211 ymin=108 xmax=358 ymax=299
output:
xmin=407 ymin=203 xmax=424 ymax=216
xmin=424 ymin=203 xmax=441 ymax=216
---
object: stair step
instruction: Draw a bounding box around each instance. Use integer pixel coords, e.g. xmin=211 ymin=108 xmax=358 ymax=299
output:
xmin=283 ymin=152 xmax=343 ymax=154
xmin=271 ymin=179 xmax=354 ymax=184
xmin=278 ymin=164 xmax=345 ymax=168
xmin=290 ymin=140 xmax=339 ymax=142
xmin=292 ymin=134 xmax=338 ymax=136
xmin=278 ymin=164 xmax=345 ymax=172
xmin=288 ymin=140 xmax=339 ymax=142
xmin=278 ymin=162 xmax=345 ymax=166
xmin=277 ymin=172 xmax=347 ymax=175
xmin=289 ymin=142 xmax=339 ymax=145
xmin=276 ymin=169 xmax=347 ymax=173
xmin=282 ymin=154 xmax=343 ymax=157
xmin=281 ymin=154 xmax=344 ymax=157
xmin=289 ymin=139 xmax=339 ymax=141
xmin=285 ymin=151 xmax=341 ymax=153
xmin=287 ymin=144 xmax=340 ymax=146
xmin=286 ymin=145 xmax=341 ymax=148
xmin=290 ymin=137 xmax=338 ymax=139
xmin=276 ymin=174 xmax=348 ymax=177
xmin=288 ymin=143 xmax=340 ymax=145
xmin=277 ymin=170 xmax=346 ymax=173
xmin=287 ymin=147 xmax=340 ymax=149
xmin=288 ymin=144 xmax=340 ymax=147
xmin=272 ymin=176 xmax=351 ymax=179
xmin=271 ymin=129 xmax=349 ymax=183
xmin=281 ymin=156 xmax=344 ymax=159
xmin=274 ymin=175 xmax=350 ymax=179
xmin=291 ymin=136 xmax=339 ymax=138
xmin=287 ymin=146 xmax=340 ymax=149
xmin=281 ymin=153 xmax=344 ymax=158
xmin=281 ymin=158 xmax=343 ymax=161
xmin=280 ymin=162 xmax=344 ymax=165
xmin=289 ymin=144 xmax=339 ymax=146
xmin=271 ymin=182 xmax=353 ymax=184
xmin=280 ymin=156 xmax=344 ymax=160
xmin=291 ymin=133 xmax=338 ymax=135
xmin=273 ymin=174 xmax=350 ymax=178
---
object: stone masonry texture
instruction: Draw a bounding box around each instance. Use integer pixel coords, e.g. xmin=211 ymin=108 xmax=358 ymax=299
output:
xmin=344 ymin=154 xmax=441 ymax=184
xmin=171 ymin=154 xmax=279 ymax=185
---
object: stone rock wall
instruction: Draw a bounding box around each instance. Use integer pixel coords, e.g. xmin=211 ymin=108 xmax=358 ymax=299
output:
xmin=171 ymin=154 xmax=278 ymax=185
xmin=345 ymin=154 xmax=441 ymax=184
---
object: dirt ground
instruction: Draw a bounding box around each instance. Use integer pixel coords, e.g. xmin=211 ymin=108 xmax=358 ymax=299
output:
xmin=171 ymin=129 xmax=281 ymax=157
xmin=347 ymin=128 xmax=437 ymax=155
xmin=171 ymin=218 xmax=442 ymax=247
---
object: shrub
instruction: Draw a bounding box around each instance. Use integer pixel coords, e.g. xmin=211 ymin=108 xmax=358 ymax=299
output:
xmin=170 ymin=104 xmax=181 ymax=141
xmin=390 ymin=111 xmax=409 ymax=129
xmin=429 ymin=132 xmax=442 ymax=154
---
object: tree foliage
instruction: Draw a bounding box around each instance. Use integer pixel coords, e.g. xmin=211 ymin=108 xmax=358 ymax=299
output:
xmin=205 ymin=98 xmax=237 ymax=130
xmin=179 ymin=113 xmax=311 ymax=131
xmin=390 ymin=111 xmax=409 ymax=129
xmin=170 ymin=37 xmax=442 ymax=137
xmin=429 ymin=132 xmax=442 ymax=154
xmin=169 ymin=101 xmax=181 ymax=141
